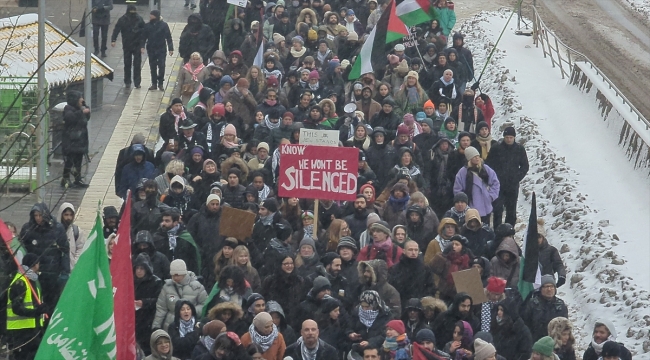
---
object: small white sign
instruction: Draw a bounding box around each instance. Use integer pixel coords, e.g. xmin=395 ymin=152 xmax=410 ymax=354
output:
xmin=300 ymin=129 xmax=340 ymax=147
xmin=227 ymin=0 xmax=247 ymax=7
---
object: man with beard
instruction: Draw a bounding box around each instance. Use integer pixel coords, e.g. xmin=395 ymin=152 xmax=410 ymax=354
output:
xmin=431 ymin=292 xmax=480 ymax=349
xmin=187 ymin=194 xmax=223 ymax=289
xmin=401 ymin=298 xmax=432 ymax=340
xmin=289 ymin=91 xmax=314 ymax=123
xmin=132 ymin=179 xmax=163 ymax=237
xmin=102 ymin=205 xmax=119 ymax=239
xmin=365 ymin=127 xmax=397 ymax=190
xmin=338 ymin=31 xmax=360 ymax=61
xmin=152 ymin=208 xmax=200 ymax=275
xmin=343 ymin=195 xmax=369 ymax=242
xmin=58 ymin=203 xmax=87 ymax=271
xmin=388 ymin=241 xmax=435 ymax=305
xmin=306 ymin=252 xmax=352 ymax=310
xmin=295 ymin=276 xmax=333 ymax=329
xmin=355 ymin=259 xmax=402 ymax=318
xmin=355 ymin=86 xmax=381 ymax=124
xmin=111 ymin=5 xmax=145 ymax=88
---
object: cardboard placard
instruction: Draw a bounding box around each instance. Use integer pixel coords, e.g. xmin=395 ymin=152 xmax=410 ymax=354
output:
xmin=219 ymin=206 xmax=256 ymax=241
xmin=278 ymin=144 xmax=359 ymax=201
xmin=300 ymin=129 xmax=340 ymax=147
xmin=451 ymin=267 xmax=488 ymax=304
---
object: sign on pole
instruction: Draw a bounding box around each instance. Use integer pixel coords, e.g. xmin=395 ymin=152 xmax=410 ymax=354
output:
xmin=227 ymin=0 xmax=247 ymax=7
xmin=278 ymin=144 xmax=359 ymax=201
xmin=300 ymin=129 xmax=340 ymax=147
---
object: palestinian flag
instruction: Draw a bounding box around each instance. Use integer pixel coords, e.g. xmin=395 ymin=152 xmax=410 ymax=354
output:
xmin=186 ymin=83 xmax=204 ymax=110
xmin=396 ymin=0 xmax=439 ymax=26
xmin=518 ymin=192 xmax=542 ymax=300
xmin=349 ymin=0 xmax=408 ymax=79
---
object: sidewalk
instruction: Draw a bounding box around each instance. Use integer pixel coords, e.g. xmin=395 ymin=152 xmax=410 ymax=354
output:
xmin=74 ymin=23 xmax=184 ymax=229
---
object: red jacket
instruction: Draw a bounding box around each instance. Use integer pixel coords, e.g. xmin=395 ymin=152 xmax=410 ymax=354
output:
xmin=357 ymin=243 xmax=403 ymax=268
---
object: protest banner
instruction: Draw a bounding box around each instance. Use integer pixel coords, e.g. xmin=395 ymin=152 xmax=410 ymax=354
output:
xmin=452 ymin=268 xmax=489 ymax=304
xmin=220 ymin=206 xmax=257 ymax=241
xmin=300 ymin=128 xmax=340 ymax=147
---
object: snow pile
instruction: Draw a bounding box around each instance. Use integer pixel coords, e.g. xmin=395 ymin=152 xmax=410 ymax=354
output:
xmin=459 ymin=10 xmax=650 ymax=355
xmin=623 ymin=0 xmax=650 ymax=18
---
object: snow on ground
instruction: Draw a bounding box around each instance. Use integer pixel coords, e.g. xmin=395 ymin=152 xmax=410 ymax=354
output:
xmin=459 ymin=10 xmax=650 ymax=356
xmin=623 ymin=0 xmax=650 ymax=18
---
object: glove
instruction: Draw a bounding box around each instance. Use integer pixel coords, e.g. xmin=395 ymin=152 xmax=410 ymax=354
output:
xmin=57 ymin=273 xmax=70 ymax=288
xmin=556 ymin=276 xmax=566 ymax=288
xmin=36 ymin=302 xmax=49 ymax=315
xmin=470 ymin=81 xmax=480 ymax=91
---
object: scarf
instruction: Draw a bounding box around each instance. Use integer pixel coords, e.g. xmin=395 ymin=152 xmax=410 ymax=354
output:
xmin=388 ymin=194 xmax=410 ymax=212
xmin=457 ymin=104 xmax=478 ymax=133
xmin=316 ymin=49 xmax=331 ymax=64
xmin=258 ymin=184 xmax=270 ymax=201
xmin=434 ymin=148 xmax=450 ymax=184
xmin=260 ymin=212 xmax=276 ymax=226
xmin=303 ymin=224 xmax=314 ymax=238
xmin=475 ymin=134 xmax=493 ymax=158
xmin=439 ymin=125 xmax=458 ymax=141
xmin=446 ymin=251 xmax=469 ymax=284
xmin=480 ymin=302 xmax=493 ymax=332
xmin=393 ymin=164 xmax=421 ymax=177
xmin=221 ymin=136 xmax=239 ymax=149
xmin=167 ymin=224 xmax=180 ymax=250
xmin=269 ymin=238 xmax=292 ymax=257
xmin=184 ymin=62 xmax=205 ymax=82
xmin=374 ymin=239 xmax=393 ymax=252
xmin=309 ymin=81 xmax=320 ymax=91
xmin=290 ymin=47 xmax=307 ymax=58
xmin=450 ymin=207 xmax=468 ymax=225
xmin=22 ymin=266 xmax=38 ymax=281
xmin=249 ymin=323 xmax=279 ymax=352
xmin=201 ymin=335 xmax=215 ymax=352
xmin=591 ymin=337 xmax=615 ymax=355
xmin=439 ymin=77 xmax=457 ymax=99
xmin=179 ymin=317 xmax=196 ymax=337
xmin=172 ymin=110 xmax=187 ymax=134
xmin=406 ymin=86 xmax=420 ymax=104
xmin=408 ymin=123 xmax=422 ymax=140
xmin=358 ymin=308 xmax=379 ymax=328
xmin=298 ymin=336 xmax=319 ymax=360
xmin=264 ymin=115 xmax=281 ymax=130
xmin=435 ymin=235 xmax=451 ymax=254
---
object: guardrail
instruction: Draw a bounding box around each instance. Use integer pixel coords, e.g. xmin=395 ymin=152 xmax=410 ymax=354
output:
xmin=530 ymin=6 xmax=650 ymax=172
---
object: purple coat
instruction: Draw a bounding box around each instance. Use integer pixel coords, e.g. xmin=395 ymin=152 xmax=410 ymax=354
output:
xmin=453 ymin=164 xmax=500 ymax=216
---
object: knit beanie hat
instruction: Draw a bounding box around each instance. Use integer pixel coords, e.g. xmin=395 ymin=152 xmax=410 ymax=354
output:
xmin=261 ymin=198 xmax=279 ymax=213
xmin=397 ymin=123 xmax=409 ymax=135
xmin=292 ymin=35 xmax=304 ymax=45
xmin=252 ymin=312 xmax=273 ymax=331
xmin=212 ymin=103 xmax=226 ymax=117
xmin=464 ymin=146 xmax=480 ymax=161
xmin=191 ymin=147 xmax=204 ymax=156
xmin=532 ymin=336 xmax=555 ymax=357
xmin=203 ymin=320 xmax=227 ymax=338
xmin=476 ymin=121 xmax=489 ymax=132
xmin=171 ymin=98 xmax=183 ymax=106
xmin=311 ymin=276 xmax=331 ymax=294
xmin=299 ymin=236 xmax=316 ymax=252
xmin=406 ymin=70 xmax=419 ymax=81
xmin=422 ymin=118 xmax=434 ymax=130
xmin=224 ymin=124 xmax=237 ymax=136
xmin=337 ymin=236 xmax=358 ymax=253
xmin=170 ymin=259 xmax=187 ymax=275
xmin=540 ymin=274 xmax=556 ymax=287
xmin=366 ymin=212 xmax=380 ymax=227
xmin=258 ymin=142 xmax=270 ymax=152
xmin=309 ymin=70 xmax=320 ymax=80
xmin=424 ymin=100 xmax=435 ymax=109
xmin=273 ymin=33 xmax=285 ymax=45
xmin=369 ymin=221 xmax=391 ymax=236
xmin=503 ymin=126 xmax=516 ymax=137
xmin=415 ymin=329 xmax=435 ymax=344
xmin=601 ymin=341 xmax=621 ymax=357
xmin=206 ymin=194 xmax=221 ymax=206
xmin=486 ymin=276 xmax=507 ymax=294
xmin=320 ymin=252 xmax=339 ymax=266
xmin=453 ymin=192 xmax=468 ymax=204
xmin=320 ymin=297 xmax=341 ymax=314
xmin=386 ymin=320 xmax=406 ymax=335
xmin=474 ymin=338 xmax=497 ymax=360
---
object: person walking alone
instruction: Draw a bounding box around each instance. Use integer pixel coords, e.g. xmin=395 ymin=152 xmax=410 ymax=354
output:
xmin=91 ymin=0 xmax=113 ymax=57
xmin=111 ymin=5 xmax=145 ymax=89
xmin=142 ymin=10 xmax=173 ymax=91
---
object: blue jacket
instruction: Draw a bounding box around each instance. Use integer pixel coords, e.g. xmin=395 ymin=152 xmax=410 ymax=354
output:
xmin=118 ymin=161 xmax=155 ymax=199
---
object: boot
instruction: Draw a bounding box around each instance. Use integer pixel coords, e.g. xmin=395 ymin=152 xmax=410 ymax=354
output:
xmin=73 ymin=177 xmax=90 ymax=188
xmin=148 ymin=85 xmax=157 ymax=90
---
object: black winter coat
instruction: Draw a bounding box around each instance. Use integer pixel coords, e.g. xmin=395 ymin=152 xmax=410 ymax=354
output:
xmin=260 ymin=271 xmax=306 ymax=323
xmin=491 ymin=299 xmax=532 ymax=360
xmin=179 ymin=14 xmax=216 ymax=62
xmin=538 ymin=238 xmax=566 ymax=279
xmin=345 ymin=308 xmax=390 ymax=349
xmin=91 ymin=0 xmax=113 ymax=25
xmin=365 ymin=143 xmax=397 ymax=190
xmin=132 ymin=231 xmax=171 ymax=281
xmin=446 ymin=149 xmax=467 ymax=183
xmin=583 ymin=343 xmax=632 ymax=360
xmin=221 ymin=184 xmax=246 ymax=209
xmin=20 ymin=203 xmax=70 ymax=277
xmin=168 ymin=301 xmax=201 ymax=359
xmin=133 ymin=254 xmax=163 ymax=353
xmin=460 ymin=224 xmax=494 ymax=259
xmin=153 ymin=225 xmax=200 ymax=275
xmin=142 ymin=19 xmax=173 ymax=53
xmin=520 ymin=292 xmax=569 ymax=342
xmin=131 ymin=199 xmax=163 ymax=238
xmin=186 ymin=205 xmax=223 ymax=288
xmin=284 ymin=339 xmax=339 ymax=360
xmin=305 ymin=265 xmax=353 ymax=310
xmin=388 ymin=255 xmax=436 ymax=305
xmin=369 ymin=112 xmax=400 ymax=142
xmin=159 ymin=107 xmax=191 ymax=143
xmin=430 ymin=294 xmax=481 ymax=349
xmin=62 ymin=94 xmax=89 ymax=155
xmin=343 ymin=210 xmax=369 ymax=242
xmin=485 ymin=140 xmax=529 ymax=194
xmin=111 ymin=12 xmax=145 ymax=50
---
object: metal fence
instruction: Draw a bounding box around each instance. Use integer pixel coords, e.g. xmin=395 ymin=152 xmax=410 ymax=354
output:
xmin=530 ymin=6 xmax=650 ymax=172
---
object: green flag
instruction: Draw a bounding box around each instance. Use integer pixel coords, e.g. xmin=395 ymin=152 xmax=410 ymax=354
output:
xmin=36 ymin=209 xmax=116 ymax=359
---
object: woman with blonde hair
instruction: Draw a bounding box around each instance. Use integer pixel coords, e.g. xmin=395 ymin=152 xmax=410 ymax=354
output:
xmin=246 ymin=66 xmax=266 ymax=98
xmin=394 ymin=71 xmax=429 ymax=118
xmin=231 ymin=245 xmax=261 ymax=292
xmin=317 ymin=219 xmax=350 ymax=254
xmin=176 ymin=52 xmax=206 ymax=103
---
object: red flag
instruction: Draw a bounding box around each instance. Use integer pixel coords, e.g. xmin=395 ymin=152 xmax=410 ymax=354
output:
xmin=110 ymin=193 xmax=136 ymax=360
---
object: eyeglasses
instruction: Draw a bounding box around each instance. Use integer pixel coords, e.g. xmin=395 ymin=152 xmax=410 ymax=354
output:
xmin=282 ymin=262 xmax=294 ymax=266
xmin=341 ymin=227 xmax=350 ymax=232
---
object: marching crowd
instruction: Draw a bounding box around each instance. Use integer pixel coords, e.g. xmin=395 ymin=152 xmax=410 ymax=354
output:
xmin=0 ymin=0 xmax=635 ymax=359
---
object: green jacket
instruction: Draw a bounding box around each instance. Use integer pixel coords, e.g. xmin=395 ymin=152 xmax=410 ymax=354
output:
xmin=437 ymin=8 xmax=456 ymax=36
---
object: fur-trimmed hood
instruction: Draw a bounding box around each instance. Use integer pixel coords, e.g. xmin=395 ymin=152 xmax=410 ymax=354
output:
xmin=207 ymin=301 xmax=244 ymax=322
xmin=420 ymin=296 xmax=447 ymax=314
xmin=548 ymin=317 xmax=575 ymax=350
xmin=357 ymin=259 xmax=388 ymax=286
xmin=220 ymin=156 xmax=249 ymax=183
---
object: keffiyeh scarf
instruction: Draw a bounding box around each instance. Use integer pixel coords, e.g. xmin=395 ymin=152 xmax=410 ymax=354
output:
xmin=249 ymin=323 xmax=279 ymax=352
xmin=183 ymin=62 xmax=205 ymax=82
xmin=358 ymin=308 xmax=379 ymax=328
xmin=298 ymin=336 xmax=319 ymax=360
xmin=179 ymin=317 xmax=196 ymax=337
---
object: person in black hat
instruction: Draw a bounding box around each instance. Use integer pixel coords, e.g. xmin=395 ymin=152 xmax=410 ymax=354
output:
xmin=102 ymin=205 xmax=120 ymax=239
xmin=305 ymin=252 xmax=352 ymax=310
xmin=142 ymin=10 xmax=173 ymax=91
xmin=6 ymin=253 xmax=48 ymax=360
xmin=177 ymin=118 xmax=208 ymax=156
xmin=111 ymin=4 xmax=145 ymax=89
xmin=158 ymin=98 xmax=189 ymax=147
xmin=485 ymin=126 xmax=529 ymax=228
